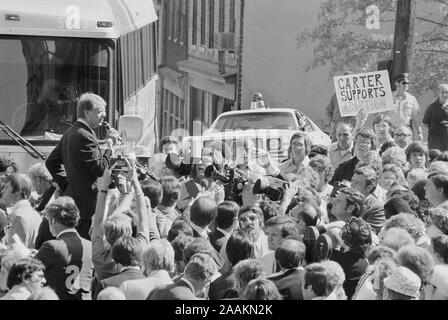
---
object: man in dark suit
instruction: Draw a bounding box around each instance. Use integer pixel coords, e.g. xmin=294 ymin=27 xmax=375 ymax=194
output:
xmin=147 ymin=253 xmax=217 ymax=300
xmin=208 ymin=201 xmax=238 ymax=252
xmin=188 ymin=198 xmax=225 ymax=271
xmin=36 ymin=196 xmax=93 ymax=300
xmin=46 ymin=93 xmax=113 ymax=239
xmin=268 ymin=239 xmax=306 ymax=300
xmin=93 ymin=236 xmax=145 ymax=299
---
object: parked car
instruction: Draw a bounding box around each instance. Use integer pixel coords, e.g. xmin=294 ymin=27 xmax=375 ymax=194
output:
xmin=181 ymin=107 xmax=331 ymax=164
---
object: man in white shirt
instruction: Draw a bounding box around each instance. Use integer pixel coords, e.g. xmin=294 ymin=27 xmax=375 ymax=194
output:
xmin=387 ymin=73 xmax=422 ymax=141
xmin=120 ymin=239 xmax=174 ymax=300
xmin=328 ymin=123 xmax=353 ymax=170
xmin=1 ymin=174 xmax=41 ymax=249
xmin=275 ymin=132 xmax=312 ymax=179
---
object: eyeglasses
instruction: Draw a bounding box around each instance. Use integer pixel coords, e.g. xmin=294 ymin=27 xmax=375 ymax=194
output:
xmin=355 ymin=138 xmax=371 ymax=146
xmin=395 ymin=133 xmax=412 ymax=138
xmin=239 ymin=215 xmax=258 ymax=222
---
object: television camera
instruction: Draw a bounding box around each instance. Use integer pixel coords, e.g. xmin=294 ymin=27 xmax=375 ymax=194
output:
xmin=204 ymin=163 xmax=248 ymax=205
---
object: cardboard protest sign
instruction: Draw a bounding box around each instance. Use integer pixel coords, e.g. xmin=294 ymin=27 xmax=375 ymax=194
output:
xmin=333 ymin=70 xmax=394 ymax=117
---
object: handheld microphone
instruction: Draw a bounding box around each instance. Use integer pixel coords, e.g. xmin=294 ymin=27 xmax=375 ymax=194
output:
xmin=200 ymin=179 xmax=209 ymax=191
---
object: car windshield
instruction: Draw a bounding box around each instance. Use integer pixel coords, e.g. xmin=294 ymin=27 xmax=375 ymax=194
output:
xmin=0 ymin=36 xmax=111 ymax=142
xmin=211 ymin=112 xmax=297 ymax=131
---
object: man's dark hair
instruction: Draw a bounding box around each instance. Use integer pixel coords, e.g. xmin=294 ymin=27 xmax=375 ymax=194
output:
xmin=111 ymin=236 xmax=143 ymax=267
xmin=430 ymin=174 xmax=448 ymax=199
xmin=309 ymin=145 xmax=328 ymax=158
xmin=167 ymin=219 xmax=194 ymax=242
xmin=190 ymin=197 xmax=217 ymax=228
xmin=379 ymin=140 xmax=398 ymax=156
xmin=171 ymin=234 xmax=195 ymax=264
xmin=384 ymin=196 xmax=415 ymax=219
xmin=45 ymin=196 xmax=80 ymax=228
xmin=140 ymin=179 xmax=163 ymax=209
xmin=7 ymin=257 xmax=45 ymax=290
xmin=304 ymin=263 xmax=335 ymax=297
xmin=339 ymin=187 xmax=364 ymax=218
xmin=405 ymin=141 xmax=428 ymax=162
xmin=265 ymin=215 xmax=298 ymax=238
xmin=275 ymin=239 xmax=306 ymax=269
xmin=226 ymin=230 xmax=255 ymax=266
xmin=257 ymin=200 xmax=282 ymax=223
xmin=340 ymin=217 xmax=372 ymax=257
xmin=184 ymin=238 xmax=214 ymax=264
xmin=353 ymin=165 xmax=378 ymax=193
xmin=159 ymin=136 xmax=178 ymax=153
xmin=215 ymin=201 xmax=239 ymax=229
xmin=432 ymin=235 xmax=448 ymax=264
xmin=159 ymin=176 xmax=182 ymax=207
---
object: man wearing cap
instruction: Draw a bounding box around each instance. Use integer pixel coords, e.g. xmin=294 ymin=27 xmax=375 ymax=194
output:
xmin=387 ymin=73 xmax=422 ymax=141
xmin=423 ymin=83 xmax=448 ymax=151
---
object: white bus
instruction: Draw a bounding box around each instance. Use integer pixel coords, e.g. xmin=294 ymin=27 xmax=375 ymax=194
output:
xmin=0 ymin=0 xmax=159 ymax=172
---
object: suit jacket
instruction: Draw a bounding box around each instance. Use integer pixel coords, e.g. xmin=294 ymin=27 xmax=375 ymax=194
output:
xmin=119 ymin=270 xmax=173 ymax=300
xmin=7 ymin=200 xmax=42 ymax=249
xmin=45 ymin=120 xmax=111 ymax=219
xmin=208 ymin=270 xmax=238 ymax=300
xmin=36 ymin=230 xmax=93 ymax=300
xmin=208 ymin=228 xmax=226 ymax=252
xmin=146 ymin=278 xmax=198 ymax=300
xmin=363 ymin=194 xmax=386 ymax=234
xmin=330 ymin=157 xmax=359 ymax=186
xmin=268 ymin=268 xmax=305 ymax=300
xmin=94 ymin=268 xmax=145 ymax=300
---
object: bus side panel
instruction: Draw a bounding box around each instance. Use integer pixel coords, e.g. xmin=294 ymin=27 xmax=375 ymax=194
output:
xmin=123 ymin=74 xmax=159 ymax=155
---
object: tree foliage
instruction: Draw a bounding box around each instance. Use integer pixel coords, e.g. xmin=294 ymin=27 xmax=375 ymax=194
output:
xmin=297 ymin=0 xmax=448 ymax=95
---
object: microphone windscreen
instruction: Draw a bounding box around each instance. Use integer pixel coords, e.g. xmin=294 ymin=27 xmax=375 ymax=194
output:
xmin=204 ymin=165 xmax=216 ymax=178
xmin=200 ymin=179 xmax=209 ymax=190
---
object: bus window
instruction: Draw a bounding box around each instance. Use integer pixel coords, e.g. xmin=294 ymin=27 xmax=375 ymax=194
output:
xmin=0 ymin=37 xmax=112 ymax=141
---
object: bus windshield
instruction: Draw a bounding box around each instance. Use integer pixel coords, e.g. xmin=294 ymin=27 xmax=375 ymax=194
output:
xmin=0 ymin=36 xmax=111 ymax=142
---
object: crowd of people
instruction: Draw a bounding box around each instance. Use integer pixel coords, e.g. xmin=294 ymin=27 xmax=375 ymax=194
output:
xmin=0 ymin=84 xmax=447 ymax=301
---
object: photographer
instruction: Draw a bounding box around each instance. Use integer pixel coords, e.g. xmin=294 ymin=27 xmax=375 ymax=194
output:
xmin=91 ymin=160 xmax=158 ymax=283
xmin=233 ymin=137 xmax=279 ymax=207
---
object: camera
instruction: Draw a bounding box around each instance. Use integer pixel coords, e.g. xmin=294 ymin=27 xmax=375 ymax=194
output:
xmin=303 ymin=226 xmax=333 ymax=263
xmin=252 ymin=177 xmax=288 ymax=202
xmin=165 ymin=152 xmax=198 ymax=177
xmin=204 ymin=164 xmax=248 ymax=205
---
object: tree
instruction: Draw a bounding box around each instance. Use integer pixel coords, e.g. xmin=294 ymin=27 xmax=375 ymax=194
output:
xmin=297 ymin=0 xmax=448 ymax=95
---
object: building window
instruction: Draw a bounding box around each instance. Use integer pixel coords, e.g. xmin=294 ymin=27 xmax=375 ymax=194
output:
xmin=200 ymin=0 xmax=206 ymax=45
xmin=192 ymin=0 xmax=198 ymax=45
xmin=170 ymin=0 xmax=176 ymax=40
xmin=208 ymin=0 xmax=215 ymax=48
xmin=177 ymin=0 xmax=184 ymax=43
xmin=162 ymin=88 xmax=187 ymax=137
xmin=218 ymin=0 xmax=225 ymax=32
xmin=229 ymin=0 xmax=236 ymax=33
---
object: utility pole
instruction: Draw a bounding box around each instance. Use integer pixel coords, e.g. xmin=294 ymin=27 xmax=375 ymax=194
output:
xmin=391 ymin=0 xmax=416 ymax=90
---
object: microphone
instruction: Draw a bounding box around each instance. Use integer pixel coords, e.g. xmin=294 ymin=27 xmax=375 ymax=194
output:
xmin=200 ymin=179 xmax=209 ymax=191
xmin=102 ymin=121 xmax=111 ymax=130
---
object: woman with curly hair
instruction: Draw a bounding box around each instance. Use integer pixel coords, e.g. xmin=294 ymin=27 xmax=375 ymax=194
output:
xmin=0 ymin=257 xmax=46 ymax=300
xmin=330 ymin=217 xmax=372 ymax=299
